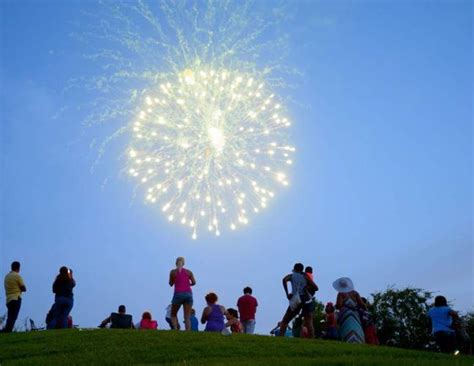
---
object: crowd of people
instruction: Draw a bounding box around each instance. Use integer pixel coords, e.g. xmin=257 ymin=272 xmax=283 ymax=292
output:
xmin=1 ymin=258 xmax=470 ymax=355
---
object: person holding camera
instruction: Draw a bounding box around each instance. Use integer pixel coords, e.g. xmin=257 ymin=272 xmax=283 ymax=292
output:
xmin=48 ymin=266 xmax=76 ymax=329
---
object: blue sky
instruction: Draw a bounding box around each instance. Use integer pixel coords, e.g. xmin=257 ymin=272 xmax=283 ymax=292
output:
xmin=1 ymin=0 xmax=472 ymax=333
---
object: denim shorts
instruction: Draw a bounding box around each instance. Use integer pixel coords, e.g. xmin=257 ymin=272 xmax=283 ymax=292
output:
xmin=172 ymin=292 xmax=193 ymax=306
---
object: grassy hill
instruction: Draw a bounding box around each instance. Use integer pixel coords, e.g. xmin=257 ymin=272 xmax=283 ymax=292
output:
xmin=0 ymin=329 xmax=472 ymax=365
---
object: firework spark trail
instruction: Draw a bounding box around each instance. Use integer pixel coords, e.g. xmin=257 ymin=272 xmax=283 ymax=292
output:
xmin=74 ymin=0 xmax=296 ymax=238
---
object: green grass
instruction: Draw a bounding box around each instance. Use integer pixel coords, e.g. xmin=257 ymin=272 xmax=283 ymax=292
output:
xmin=0 ymin=330 xmax=472 ymax=365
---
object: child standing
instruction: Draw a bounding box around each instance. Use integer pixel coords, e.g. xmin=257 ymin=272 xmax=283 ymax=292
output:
xmin=324 ymin=302 xmax=338 ymax=340
xmin=190 ymin=308 xmax=199 ymax=331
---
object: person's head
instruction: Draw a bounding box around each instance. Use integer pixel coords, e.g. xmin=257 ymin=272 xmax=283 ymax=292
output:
xmin=226 ymin=308 xmax=239 ymax=320
xmin=191 ymin=308 xmax=196 ymax=316
xmin=142 ymin=311 xmax=152 ymax=320
xmin=118 ymin=305 xmax=126 ymax=314
xmin=56 ymin=266 xmax=71 ymax=281
xmin=305 ymin=266 xmax=313 ymax=274
xmin=434 ymin=296 xmax=448 ymax=307
xmin=243 ymin=287 xmax=252 ymax=295
xmin=11 ymin=261 xmax=20 ymax=272
xmin=176 ymin=257 xmax=185 ymax=269
xmin=293 ymin=263 xmax=304 ymax=273
xmin=325 ymin=302 xmax=335 ymax=313
xmin=205 ymin=292 xmax=218 ymax=305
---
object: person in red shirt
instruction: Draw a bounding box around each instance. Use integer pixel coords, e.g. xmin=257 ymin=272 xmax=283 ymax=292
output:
xmin=324 ymin=302 xmax=338 ymax=340
xmin=237 ymin=286 xmax=258 ymax=334
xmin=139 ymin=311 xmax=158 ymax=330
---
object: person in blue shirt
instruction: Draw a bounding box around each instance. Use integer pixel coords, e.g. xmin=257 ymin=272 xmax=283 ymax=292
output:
xmin=427 ymin=295 xmax=459 ymax=353
xmin=190 ymin=308 xmax=199 ymax=331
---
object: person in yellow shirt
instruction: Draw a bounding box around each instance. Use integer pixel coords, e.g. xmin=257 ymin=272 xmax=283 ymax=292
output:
xmin=2 ymin=261 xmax=26 ymax=333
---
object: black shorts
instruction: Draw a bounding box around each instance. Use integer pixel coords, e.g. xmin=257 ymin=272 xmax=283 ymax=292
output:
xmin=282 ymin=298 xmax=315 ymax=324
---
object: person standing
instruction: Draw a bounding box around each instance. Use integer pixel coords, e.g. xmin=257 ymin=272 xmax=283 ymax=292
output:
xmin=428 ymin=295 xmax=458 ymax=353
xmin=324 ymin=302 xmax=338 ymax=340
xmin=190 ymin=308 xmax=199 ymax=331
xmin=333 ymin=277 xmax=366 ymax=343
xmin=48 ymin=266 xmax=75 ymax=329
xmin=169 ymin=257 xmax=196 ymax=331
xmin=3 ymin=261 xmax=26 ymax=333
xmin=277 ymin=263 xmax=318 ymax=338
xmin=237 ymin=286 xmax=258 ymax=334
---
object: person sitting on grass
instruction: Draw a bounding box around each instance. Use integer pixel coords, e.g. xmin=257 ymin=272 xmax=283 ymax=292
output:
xmin=166 ymin=304 xmax=180 ymax=330
xmin=99 ymin=305 xmax=134 ymax=329
xmin=201 ymin=292 xmax=226 ymax=332
xmin=225 ymin=308 xmax=242 ymax=333
xmin=138 ymin=311 xmax=158 ymax=330
xmin=270 ymin=321 xmax=292 ymax=337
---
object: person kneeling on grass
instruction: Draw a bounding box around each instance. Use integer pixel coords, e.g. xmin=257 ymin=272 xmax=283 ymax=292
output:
xmin=201 ymin=292 xmax=226 ymax=332
xmin=138 ymin=311 xmax=158 ymax=330
xmin=99 ymin=305 xmax=134 ymax=329
xmin=270 ymin=322 xmax=292 ymax=337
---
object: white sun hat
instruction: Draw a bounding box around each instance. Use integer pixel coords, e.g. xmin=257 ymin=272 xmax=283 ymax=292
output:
xmin=332 ymin=277 xmax=355 ymax=293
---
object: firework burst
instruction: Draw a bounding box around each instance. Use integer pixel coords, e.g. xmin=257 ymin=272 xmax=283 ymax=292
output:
xmin=75 ymin=1 xmax=296 ymax=238
xmin=128 ymin=67 xmax=294 ymax=238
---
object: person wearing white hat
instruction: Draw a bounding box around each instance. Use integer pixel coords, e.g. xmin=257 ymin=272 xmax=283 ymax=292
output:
xmin=333 ymin=277 xmax=366 ymax=344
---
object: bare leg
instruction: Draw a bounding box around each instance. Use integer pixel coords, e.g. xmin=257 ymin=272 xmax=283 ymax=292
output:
xmin=183 ymin=303 xmax=192 ymax=331
xmin=304 ymin=314 xmax=314 ymax=339
xmin=171 ymin=304 xmax=181 ymax=330
xmin=278 ymin=321 xmax=288 ymax=336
